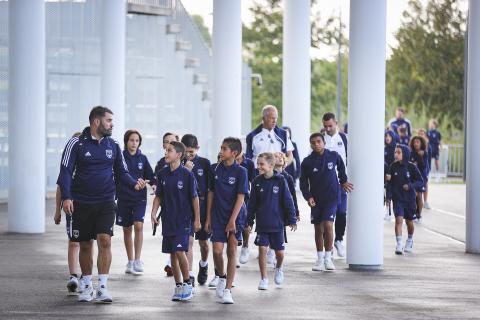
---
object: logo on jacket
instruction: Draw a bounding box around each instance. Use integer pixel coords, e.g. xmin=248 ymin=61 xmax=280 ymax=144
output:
xmin=118 ymin=216 xmax=123 ymax=223
xmin=313 ymin=168 xmax=319 ymax=172
xmin=228 ymin=177 xmax=236 ymax=185
xmin=406 ymin=172 xmax=410 ymax=178
xmin=106 ymin=149 xmax=113 ymax=159
xmin=177 ymin=181 xmax=184 ymax=189
xmin=138 ymin=162 xmax=143 ymax=170
xmin=338 ymin=141 xmax=343 ymax=147
xmin=328 ymin=162 xmax=334 ymax=170
xmin=273 ymin=186 xmax=279 ymax=194
xmin=73 ymin=230 xmax=79 ymax=239
xmin=85 ymin=151 xmax=91 ymax=157
xmin=197 ymin=169 xmax=203 ymax=176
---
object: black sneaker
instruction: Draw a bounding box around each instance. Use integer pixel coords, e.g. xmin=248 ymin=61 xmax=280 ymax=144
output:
xmin=189 ymin=275 xmax=196 ymax=287
xmin=197 ymin=262 xmax=208 ymax=285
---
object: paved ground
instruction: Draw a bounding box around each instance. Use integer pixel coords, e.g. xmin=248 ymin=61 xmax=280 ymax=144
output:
xmin=0 ymin=183 xmax=479 ymax=320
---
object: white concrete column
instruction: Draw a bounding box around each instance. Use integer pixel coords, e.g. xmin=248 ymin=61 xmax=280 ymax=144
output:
xmin=212 ymin=0 xmax=242 ymax=151
xmin=282 ymin=0 xmax=311 ymax=158
xmin=466 ymin=0 xmax=480 ymax=253
xmin=346 ymin=0 xmax=386 ymax=269
xmin=101 ymin=0 xmax=126 ymax=142
xmin=8 ymin=0 xmax=46 ymax=233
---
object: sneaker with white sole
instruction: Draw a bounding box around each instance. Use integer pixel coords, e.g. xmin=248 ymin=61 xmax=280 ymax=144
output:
xmin=266 ymin=249 xmax=276 ymax=266
xmin=414 ymin=217 xmax=423 ymax=224
xmin=324 ymin=257 xmax=335 ymax=271
xmin=171 ymin=285 xmax=182 ymax=301
xmin=208 ymin=275 xmax=219 ymax=289
xmin=181 ymin=283 xmax=194 ymax=301
xmin=197 ymin=262 xmax=208 ymax=285
xmin=133 ymin=260 xmax=144 ymax=274
xmin=222 ymin=289 xmax=234 ymax=304
xmin=94 ymin=285 xmax=112 ymax=303
xmin=67 ymin=276 xmax=79 ymax=296
xmin=274 ymin=268 xmax=284 ymax=285
xmin=239 ymin=247 xmax=250 ymax=264
xmin=424 ymin=202 xmax=431 ymax=209
xmin=384 ymin=212 xmax=393 ymax=221
xmin=78 ymin=283 xmax=93 ymax=302
xmin=216 ymin=278 xmax=226 ymax=298
xmin=258 ymin=278 xmax=269 ymax=290
xmin=125 ymin=261 xmax=138 ymax=275
xmin=404 ymin=239 xmax=413 ymax=253
xmin=312 ymin=259 xmax=326 ymax=272
xmin=78 ymin=277 xmax=85 ymax=294
xmin=334 ymin=240 xmax=346 ymax=258
xmin=395 ymin=243 xmax=404 ymax=255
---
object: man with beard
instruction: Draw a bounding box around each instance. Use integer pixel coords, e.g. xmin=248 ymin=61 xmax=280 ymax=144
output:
xmin=58 ymin=106 xmax=147 ymax=303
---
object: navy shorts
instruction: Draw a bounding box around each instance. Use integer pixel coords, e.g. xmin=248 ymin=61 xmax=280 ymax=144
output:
xmin=115 ymin=200 xmax=147 ymax=227
xmin=431 ymin=150 xmax=439 ymax=160
xmin=393 ymin=202 xmax=417 ymax=221
xmin=254 ymin=231 xmax=285 ymax=251
xmin=162 ymin=233 xmax=190 ymax=254
xmin=311 ymin=205 xmax=337 ymax=224
xmin=211 ymin=229 xmax=243 ymax=243
xmin=69 ymin=201 xmax=116 ymax=242
xmin=337 ymin=190 xmax=347 ymax=215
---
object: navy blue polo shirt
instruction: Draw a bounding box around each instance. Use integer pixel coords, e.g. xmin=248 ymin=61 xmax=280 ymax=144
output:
xmin=191 ymin=155 xmax=211 ymax=218
xmin=156 ymin=165 xmax=198 ymax=236
xmin=208 ymin=161 xmax=248 ymax=231
xmin=117 ymin=149 xmax=155 ymax=203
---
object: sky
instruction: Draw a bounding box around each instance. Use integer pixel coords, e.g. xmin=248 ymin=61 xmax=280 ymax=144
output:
xmin=181 ymin=0 xmax=468 ymax=60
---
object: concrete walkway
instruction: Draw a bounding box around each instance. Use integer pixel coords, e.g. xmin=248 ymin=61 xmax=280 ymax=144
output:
xmin=0 ymin=183 xmax=479 ymax=320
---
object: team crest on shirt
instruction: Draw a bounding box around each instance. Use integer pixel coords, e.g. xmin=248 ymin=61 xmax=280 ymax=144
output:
xmin=328 ymin=162 xmax=334 ymax=170
xmin=406 ymin=172 xmax=410 ymax=178
xmin=138 ymin=162 xmax=143 ymax=170
xmin=105 ymin=149 xmax=113 ymax=159
xmin=313 ymin=168 xmax=319 ymax=172
xmin=273 ymin=186 xmax=279 ymax=194
xmin=197 ymin=169 xmax=204 ymax=176
xmin=162 ymin=180 xmax=166 ymax=186
xmin=118 ymin=216 xmax=123 ymax=223
xmin=177 ymin=181 xmax=184 ymax=189
xmin=338 ymin=141 xmax=343 ymax=147
xmin=73 ymin=230 xmax=79 ymax=239
xmin=228 ymin=177 xmax=236 ymax=185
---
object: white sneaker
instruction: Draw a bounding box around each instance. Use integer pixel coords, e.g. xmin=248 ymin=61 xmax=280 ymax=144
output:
xmin=258 ymin=278 xmax=269 ymax=290
xmin=78 ymin=277 xmax=85 ymax=294
xmin=266 ymin=249 xmax=276 ymax=266
xmin=208 ymin=276 xmax=219 ymax=289
xmin=125 ymin=261 xmax=138 ymax=275
xmin=424 ymin=202 xmax=431 ymax=210
xmin=312 ymin=259 xmax=326 ymax=272
xmin=404 ymin=239 xmax=414 ymax=253
xmin=414 ymin=217 xmax=423 ymax=224
xmin=334 ymin=240 xmax=346 ymax=258
xmin=78 ymin=283 xmax=93 ymax=302
xmin=94 ymin=285 xmax=112 ymax=303
xmin=274 ymin=268 xmax=284 ymax=285
xmin=133 ymin=260 xmax=144 ymax=274
xmin=181 ymin=283 xmax=194 ymax=301
xmin=171 ymin=285 xmax=182 ymax=301
xmin=216 ymin=278 xmax=226 ymax=298
xmin=222 ymin=289 xmax=234 ymax=304
xmin=384 ymin=212 xmax=393 ymax=221
xmin=239 ymin=247 xmax=250 ymax=264
xmin=67 ymin=276 xmax=79 ymax=296
xmin=324 ymin=257 xmax=336 ymax=271
xmin=395 ymin=243 xmax=404 ymax=255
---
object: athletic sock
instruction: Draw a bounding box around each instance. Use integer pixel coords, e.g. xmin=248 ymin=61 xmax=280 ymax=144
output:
xmin=199 ymin=260 xmax=208 ymax=268
xmin=98 ymin=274 xmax=108 ymax=287
xmin=317 ymin=251 xmax=325 ymax=261
xmin=219 ymin=274 xmax=227 ymax=279
xmin=408 ymin=234 xmax=413 ymax=240
xmin=325 ymin=251 xmax=332 ymax=259
xmin=189 ymin=271 xmax=194 ymax=277
xmin=176 ymin=282 xmax=182 ymax=287
xmin=70 ymin=273 xmax=78 ymax=279
xmin=83 ymin=275 xmax=92 ymax=286
xmin=396 ymin=236 xmax=402 ymax=244
xmin=184 ymin=278 xmax=191 ymax=285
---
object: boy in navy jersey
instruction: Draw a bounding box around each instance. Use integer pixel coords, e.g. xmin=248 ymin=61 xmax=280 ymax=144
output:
xmin=150 ymin=141 xmax=200 ymax=302
xmin=236 ymin=151 xmax=256 ymax=265
xmin=181 ymin=134 xmax=211 ymax=286
xmin=205 ymin=137 xmax=248 ymax=304
xmin=116 ymin=130 xmax=155 ymax=275
xmin=274 ymin=152 xmax=300 ymax=220
xmin=386 ymin=145 xmax=424 ymax=254
xmin=300 ymin=133 xmax=353 ymax=272
xmin=427 ymin=119 xmax=442 ymax=171
xmin=248 ymin=152 xmax=297 ymax=290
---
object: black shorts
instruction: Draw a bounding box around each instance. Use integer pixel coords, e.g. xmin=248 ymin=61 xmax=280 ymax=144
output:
xmin=69 ymin=201 xmax=116 ymax=242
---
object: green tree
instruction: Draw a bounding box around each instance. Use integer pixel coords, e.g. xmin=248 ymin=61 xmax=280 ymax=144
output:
xmin=191 ymin=14 xmax=211 ymax=45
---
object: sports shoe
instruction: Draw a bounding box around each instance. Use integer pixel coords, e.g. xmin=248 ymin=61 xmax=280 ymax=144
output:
xmin=324 ymin=257 xmax=336 ymax=271
xmin=164 ymin=264 xmax=173 ymax=277
xmin=171 ymin=285 xmax=182 ymax=301
xmin=67 ymin=276 xmax=79 ymax=296
xmin=133 ymin=260 xmax=144 ymax=274
xmin=334 ymin=240 xmax=346 ymax=258
xmin=274 ymin=268 xmax=284 ymax=285
xmin=258 ymin=278 xmax=269 ymax=290
xmin=312 ymin=258 xmax=326 ymax=272
xmin=125 ymin=261 xmax=138 ymax=275
xmin=414 ymin=217 xmax=423 ymax=224
xmin=197 ymin=262 xmax=208 ymax=285
xmin=384 ymin=212 xmax=392 ymax=221
xmin=404 ymin=239 xmax=414 ymax=253
xmin=222 ymin=289 xmax=234 ymax=304
xmin=239 ymin=247 xmax=250 ymax=264
xmin=78 ymin=277 xmax=85 ymax=294
xmin=181 ymin=283 xmax=194 ymax=301
xmin=78 ymin=283 xmax=93 ymax=302
xmin=216 ymin=278 xmax=226 ymax=298
xmin=424 ymin=202 xmax=431 ymax=210
xmin=208 ymin=275 xmax=219 ymax=289
xmin=266 ymin=249 xmax=276 ymax=266
xmin=94 ymin=285 xmax=112 ymax=303
xmin=189 ymin=275 xmax=196 ymax=288
xmin=395 ymin=243 xmax=404 ymax=255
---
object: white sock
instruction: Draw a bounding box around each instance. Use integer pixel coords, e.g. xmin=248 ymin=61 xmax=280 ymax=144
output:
xmin=98 ymin=274 xmax=108 ymax=287
xmin=128 ymin=260 xmax=134 ymax=265
xmin=396 ymin=236 xmax=402 ymax=244
xmin=83 ymin=275 xmax=92 ymax=286
xmin=199 ymin=260 xmax=208 ymax=267
xmin=325 ymin=251 xmax=332 ymax=259
xmin=189 ymin=271 xmax=194 ymax=277
xmin=317 ymin=251 xmax=325 ymax=260
xmin=408 ymin=234 xmax=413 ymax=241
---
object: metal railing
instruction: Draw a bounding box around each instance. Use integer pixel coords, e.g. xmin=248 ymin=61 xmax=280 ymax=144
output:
xmin=446 ymin=144 xmax=464 ymax=177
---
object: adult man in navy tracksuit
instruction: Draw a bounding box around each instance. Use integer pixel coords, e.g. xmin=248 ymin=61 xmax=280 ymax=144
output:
xmin=388 ymin=107 xmax=412 ymax=139
xmin=58 ymin=106 xmax=147 ymax=303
